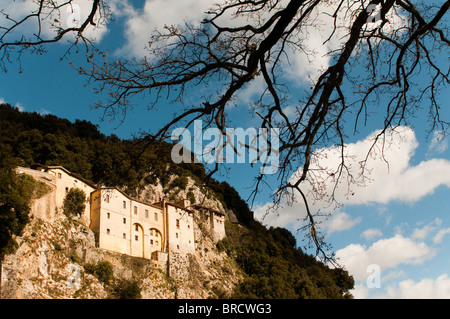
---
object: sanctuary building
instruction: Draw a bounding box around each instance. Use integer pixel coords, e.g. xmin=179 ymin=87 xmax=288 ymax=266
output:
xmin=16 ymin=165 xmax=226 ymax=261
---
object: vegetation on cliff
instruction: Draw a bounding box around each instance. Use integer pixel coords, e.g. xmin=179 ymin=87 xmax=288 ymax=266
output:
xmin=0 ymin=103 xmax=354 ymax=298
xmin=0 ymin=144 xmax=50 ymax=260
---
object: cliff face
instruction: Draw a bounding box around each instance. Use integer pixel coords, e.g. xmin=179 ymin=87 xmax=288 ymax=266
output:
xmin=0 ymin=183 xmax=243 ymax=299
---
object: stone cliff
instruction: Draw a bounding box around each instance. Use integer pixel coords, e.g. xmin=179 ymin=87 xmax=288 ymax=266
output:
xmin=0 ymin=179 xmax=243 ymax=299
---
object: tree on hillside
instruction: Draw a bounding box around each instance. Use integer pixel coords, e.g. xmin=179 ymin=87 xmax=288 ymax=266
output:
xmin=1 ymin=0 xmax=449 ymax=261
xmin=63 ymin=188 xmax=87 ymax=217
xmin=0 ymin=144 xmax=50 ymax=259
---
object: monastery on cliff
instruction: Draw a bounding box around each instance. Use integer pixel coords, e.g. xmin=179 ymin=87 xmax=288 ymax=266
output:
xmin=16 ymin=165 xmax=226 ymax=261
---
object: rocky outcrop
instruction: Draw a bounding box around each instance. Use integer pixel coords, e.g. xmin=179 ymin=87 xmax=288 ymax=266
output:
xmin=0 ymin=183 xmax=243 ymax=299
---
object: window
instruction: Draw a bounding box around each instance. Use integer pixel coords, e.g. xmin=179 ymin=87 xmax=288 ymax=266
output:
xmin=106 ymin=228 xmax=110 ymax=235
xmin=105 ymin=195 xmax=110 ymax=203
xmin=135 ymin=225 xmax=139 ymax=231
xmin=65 ymin=187 xmax=69 ymax=193
xmin=176 ymin=233 xmax=179 ymax=238
xmin=57 ymin=173 xmax=62 ymax=179
xmin=150 ymin=239 xmax=153 ymax=245
xmin=177 ymin=245 xmax=180 ymax=250
xmin=176 ymin=219 xmax=180 ymax=229
xmin=123 ymin=218 xmax=126 ymax=224
xmin=154 ymin=212 xmax=158 ymax=221
xmin=135 ymin=235 xmax=139 ymax=241
xmin=145 ymin=209 xmax=149 ymax=218
xmin=107 ymin=213 xmax=110 ymax=219
xmin=123 ymin=233 xmax=126 ymax=239
xmin=134 ymin=206 xmax=137 ymax=215
xmin=123 ymin=201 xmax=126 ymax=209
xmin=150 ymin=229 xmax=153 ymax=236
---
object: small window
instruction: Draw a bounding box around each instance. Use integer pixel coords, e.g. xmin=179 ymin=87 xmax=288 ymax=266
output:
xmin=65 ymin=187 xmax=69 ymax=193
xmin=150 ymin=229 xmax=153 ymax=236
xmin=105 ymin=195 xmax=110 ymax=203
xmin=135 ymin=225 xmax=139 ymax=231
xmin=57 ymin=173 xmax=62 ymax=179
xmin=135 ymin=235 xmax=138 ymax=241
xmin=145 ymin=209 xmax=149 ymax=218
xmin=150 ymin=239 xmax=153 ymax=245
xmin=177 ymin=245 xmax=180 ymax=250
xmin=106 ymin=228 xmax=110 ymax=235
xmin=107 ymin=212 xmax=110 ymax=219
xmin=134 ymin=206 xmax=137 ymax=215
xmin=123 ymin=218 xmax=126 ymax=224
xmin=176 ymin=219 xmax=180 ymax=229
xmin=123 ymin=201 xmax=126 ymax=209
xmin=154 ymin=212 xmax=158 ymax=221
xmin=123 ymin=233 xmax=126 ymax=239
xmin=176 ymin=233 xmax=179 ymax=239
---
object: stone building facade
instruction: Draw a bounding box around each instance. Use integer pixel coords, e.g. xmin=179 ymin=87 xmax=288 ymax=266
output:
xmin=16 ymin=165 xmax=226 ymax=261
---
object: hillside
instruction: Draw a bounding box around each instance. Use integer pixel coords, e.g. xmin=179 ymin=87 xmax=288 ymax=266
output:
xmin=0 ymin=103 xmax=354 ymax=299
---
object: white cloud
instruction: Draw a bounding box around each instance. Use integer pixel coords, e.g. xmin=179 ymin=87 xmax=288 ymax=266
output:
xmin=433 ymin=228 xmax=450 ymax=244
xmin=335 ymin=234 xmax=435 ymax=282
xmin=325 ymin=212 xmax=362 ymax=235
xmin=412 ymin=218 xmax=442 ymax=241
xmin=361 ymin=228 xmax=383 ymax=240
xmin=15 ymin=102 xmax=25 ymax=112
xmin=38 ymin=108 xmax=51 ymax=116
xmin=256 ymin=126 xmax=450 ymax=229
xmin=283 ymin=0 xmax=407 ymax=84
xmin=427 ymin=130 xmax=448 ymax=156
xmin=0 ymin=0 xmax=108 ymax=43
xmin=384 ymin=274 xmax=450 ymax=299
xmin=114 ymin=0 xmax=214 ymax=57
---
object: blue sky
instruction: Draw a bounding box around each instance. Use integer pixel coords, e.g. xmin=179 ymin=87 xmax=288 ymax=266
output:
xmin=1 ymin=0 xmax=449 ymax=298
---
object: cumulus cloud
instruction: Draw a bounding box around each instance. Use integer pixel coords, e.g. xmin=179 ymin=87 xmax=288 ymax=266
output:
xmin=433 ymin=228 xmax=450 ymax=244
xmin=427 ymin=130 xmax=448 ymax=156
xmin=255 ymin=126 xmax=450 ymax=229
xmin=384 ymin=274 xmax=450 ymax=299
xmin=361 ymin=228 xmax=383 ymax=241
xmin=335 ymin=234 xmax=435 ymax=282
xmin=113 ymin=0 xmax=213 ymax=57
xmin=324 ymin=212 xmax=362 ymax=235
xmin=412 ymin=218 xmax=442 ymax=241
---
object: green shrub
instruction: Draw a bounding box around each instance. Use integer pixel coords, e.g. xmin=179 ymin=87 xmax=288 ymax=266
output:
xmin=63 ymin=188 xmax=86 ymax=217
xmin=111 ymin=278 xmax=142 ymax=299
xmin=186 ymin=191 xmax=196 ymax=204
xmin=170 ymin=176 xmax=188 ymax=190
xmin=84 ymin=261 xmax=114 ymax=285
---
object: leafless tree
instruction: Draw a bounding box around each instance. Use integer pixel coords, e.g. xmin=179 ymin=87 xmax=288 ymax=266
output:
xmin=2 ymin=0 xmax=449 ymax=262
xmin=0 ymin=0 xmax=108 ymax=71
